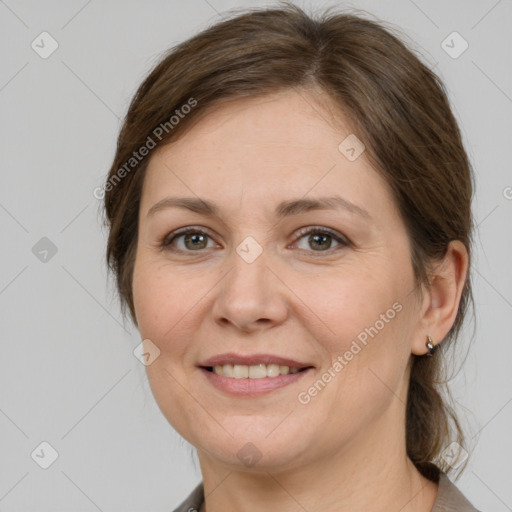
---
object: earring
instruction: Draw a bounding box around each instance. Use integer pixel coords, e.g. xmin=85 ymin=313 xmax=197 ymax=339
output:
xmin=425 ymin=335 xmax=437 ymax=356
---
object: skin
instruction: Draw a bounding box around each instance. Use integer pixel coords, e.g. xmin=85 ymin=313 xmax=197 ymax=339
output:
xmin=132 ymin=88 xmax=468 ymax=512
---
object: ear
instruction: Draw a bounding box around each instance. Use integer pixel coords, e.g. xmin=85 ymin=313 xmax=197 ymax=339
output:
xmin=411 ymin=240 xmax=469 ymax=356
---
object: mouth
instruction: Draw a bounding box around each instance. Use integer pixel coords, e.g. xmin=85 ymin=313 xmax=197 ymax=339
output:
xmin=197 ymin=353 xmax=315 ymax=395
xmin=201 ymin=363 xmax=312 ymax=379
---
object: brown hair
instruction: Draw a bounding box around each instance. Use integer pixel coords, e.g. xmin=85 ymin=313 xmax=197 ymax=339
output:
xmin=101 ymin=2 xmax=474 ymax=479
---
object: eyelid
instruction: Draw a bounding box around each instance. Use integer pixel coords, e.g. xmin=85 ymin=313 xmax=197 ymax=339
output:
xmin=290 ymin=226 xmax=351 ymax=253
xmin=161 ymin=226 xmax=218 ymax=251
xmin=161 ymin=225 xmax=351 ymax=254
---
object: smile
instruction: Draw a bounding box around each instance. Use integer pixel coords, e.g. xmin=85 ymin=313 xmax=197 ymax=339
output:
xmin=199 ymin=366 xmax=313 ymax=395
xmin=198 ymin=352 xmax=314 ymax=395
xmin=206 ymin=363 xmax=306 ymax=379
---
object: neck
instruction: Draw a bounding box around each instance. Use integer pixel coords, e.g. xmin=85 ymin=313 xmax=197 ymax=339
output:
xmin=196 ymin=403 xmax=438 ymax=512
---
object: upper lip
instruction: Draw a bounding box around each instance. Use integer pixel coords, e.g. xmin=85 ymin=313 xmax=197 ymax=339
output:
xmin=199 ymin=352 xmax=314 ymax=369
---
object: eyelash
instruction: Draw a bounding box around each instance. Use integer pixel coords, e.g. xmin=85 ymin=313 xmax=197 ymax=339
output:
xmin=160 ymin=226 xmax=351 ymax=256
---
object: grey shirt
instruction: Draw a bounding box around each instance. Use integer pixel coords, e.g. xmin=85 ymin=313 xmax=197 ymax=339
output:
xmin=171 ymin=472 xmax=481 ymax=512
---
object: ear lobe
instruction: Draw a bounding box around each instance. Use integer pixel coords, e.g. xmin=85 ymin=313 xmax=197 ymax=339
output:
xmin=411 ymin=240 xmax=469 ymax=356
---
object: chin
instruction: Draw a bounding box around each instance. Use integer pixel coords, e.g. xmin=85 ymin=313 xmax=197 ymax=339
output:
xmin=189 ymin=419 xmax=315 ymax=472
xmin=199 ymin=441 xmax=306 ymax=473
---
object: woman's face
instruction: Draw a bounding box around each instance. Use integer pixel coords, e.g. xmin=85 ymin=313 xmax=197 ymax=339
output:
xmin=132 ymin=89 xmax=425 ymax=471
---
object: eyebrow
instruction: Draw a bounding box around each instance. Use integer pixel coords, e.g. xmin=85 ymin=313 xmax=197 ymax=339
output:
xmin=146 ymin=195 xmax=371 ymax=220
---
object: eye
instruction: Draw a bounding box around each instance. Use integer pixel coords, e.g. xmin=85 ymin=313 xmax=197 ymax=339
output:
xmin=291 ymin=226 xmax=350 ymax=254
xmin=160 ymin=225 xmax=350 ymax=255
xmin=161 ymin=227 xmax=217 ymax=252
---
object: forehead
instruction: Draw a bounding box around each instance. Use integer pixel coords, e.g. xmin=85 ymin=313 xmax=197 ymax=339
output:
xmin=140 ymin=89 xmax=398 ymax=224
xmin=157 ymin=89 xmax=351 ymax=164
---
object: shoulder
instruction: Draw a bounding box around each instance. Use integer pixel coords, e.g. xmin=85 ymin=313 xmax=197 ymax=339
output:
xmin=432 ymin=472 xmax=482 ymax=512
xmin=171 ymin=481 xmax=204 ymax=512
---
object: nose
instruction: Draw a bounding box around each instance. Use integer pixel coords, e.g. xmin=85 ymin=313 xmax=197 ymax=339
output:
xmin=211 ymin=246 xmax=289 ymax=333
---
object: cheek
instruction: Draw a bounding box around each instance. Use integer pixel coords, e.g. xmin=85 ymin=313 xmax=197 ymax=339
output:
xmin=297 ymin=263 xmax=404 ymax=346
xmin=132 ymin=258 xmax=190 ymax=341
xmin=132 ymin=260 xmax=205 ymax=436
xmin=132 ymin=257 xmax=220 ymax=374
xmin=294 ymin=259 xmax=414 ymax=401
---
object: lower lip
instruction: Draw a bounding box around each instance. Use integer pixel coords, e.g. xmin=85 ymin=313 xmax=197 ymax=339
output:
xmin=199 ymin=367 xmax=313 ymax=396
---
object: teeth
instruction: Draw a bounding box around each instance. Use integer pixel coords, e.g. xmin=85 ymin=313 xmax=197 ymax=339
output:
xmin=233 ymin=364 xmax=249 ymax=378
xmin=267 ymin=364 xmax=280 ymax=377
xmin=249 ymin=364 xmax=267 ymax=379
xmin=222 ymin=364 xmax=233 ymax=377
xmin=211 ymin=364 xmax=304 ymax=379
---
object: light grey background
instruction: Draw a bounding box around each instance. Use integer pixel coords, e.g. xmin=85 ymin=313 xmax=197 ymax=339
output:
xmin=1 ymin=0 xmax=511 ymax=510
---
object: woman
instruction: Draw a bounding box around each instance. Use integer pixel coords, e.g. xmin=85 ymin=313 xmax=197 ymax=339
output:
xmin=102 ymin=3 xmax=481 ymax=511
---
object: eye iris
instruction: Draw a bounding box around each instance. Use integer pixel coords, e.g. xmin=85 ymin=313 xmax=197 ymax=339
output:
xmin=309 ymin=233 xmax=331 ymax=250
xmin=185 ymin=232 xmax=207 ymax=250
